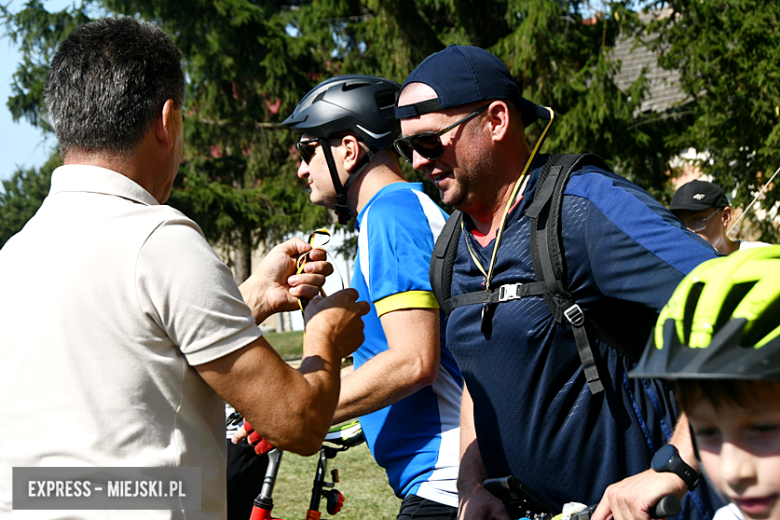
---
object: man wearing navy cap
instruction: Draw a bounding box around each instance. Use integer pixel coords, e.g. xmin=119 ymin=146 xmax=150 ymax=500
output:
xmin=395 ymin=45 xmax=721 ymax=520
xmin=670 ymin=179 xmax=770 ymax=255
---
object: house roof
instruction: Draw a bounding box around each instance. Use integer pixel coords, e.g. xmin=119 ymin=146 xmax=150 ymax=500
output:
xmin=610 ymin=9 xmax=690 ymax=114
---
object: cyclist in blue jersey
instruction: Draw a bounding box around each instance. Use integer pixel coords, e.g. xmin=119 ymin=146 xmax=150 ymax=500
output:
xmin=281 ymin=75 xmax=463 ymax=520
xmin=395 ymin=45 xmax=722 ymax=520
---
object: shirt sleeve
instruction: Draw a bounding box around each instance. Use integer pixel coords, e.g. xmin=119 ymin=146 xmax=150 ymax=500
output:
xmin=564 ymin=169 xmax=719 ymax=311
xmin=135 ymin=218 xmax=262 ymax=366
xmin=359 ymin=189 xmax=444 ymax=315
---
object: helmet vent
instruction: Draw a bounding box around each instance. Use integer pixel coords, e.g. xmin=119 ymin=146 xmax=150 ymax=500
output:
xmin=313 ymin=90 xmax=327 ymax=103
xmin=342 ymin=81 xmax=373 ymax=91
xmin=741 ymin=293 xmax=780 ymax=347
xmin=715 ymin=282 xmax=756 ymax=332
xmin=375 ymin=90 xmax=396 ymax=110
xmin=683 ymin=281 xmax=705 ymax=344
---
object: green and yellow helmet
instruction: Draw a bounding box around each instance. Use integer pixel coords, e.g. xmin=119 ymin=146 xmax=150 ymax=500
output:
xmin=631 ymin=245 xmax=780 ymax=381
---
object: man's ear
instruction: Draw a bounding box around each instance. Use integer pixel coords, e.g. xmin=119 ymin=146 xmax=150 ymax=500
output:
xmin=722 ymin=206 xmax=733 ymax=227
xmin=487 ymin=100 xmax=512 ymax=142
xmin=341 ymin=135 xmax=364 ymax=173
xmin=156 ymin=98 xmax=176 ymax=150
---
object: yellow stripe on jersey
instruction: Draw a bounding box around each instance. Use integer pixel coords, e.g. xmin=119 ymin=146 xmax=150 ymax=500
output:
xmin=374 ymin=290 xmax=440 ymax=317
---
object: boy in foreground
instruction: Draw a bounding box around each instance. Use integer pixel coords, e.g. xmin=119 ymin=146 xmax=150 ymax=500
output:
xmin=631 ymin=245 xmax=780 ymax=520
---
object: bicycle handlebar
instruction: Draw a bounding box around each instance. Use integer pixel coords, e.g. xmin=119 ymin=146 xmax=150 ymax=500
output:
xmin=575 ymin=495 xmax=681 ymax=520
xmin=648 ymin=494 xmax=681 ymax=519
xmin=484 ymin=475 xmax=682 ymax=520
xmin=323 ymin=421 xmax=365 ymax=448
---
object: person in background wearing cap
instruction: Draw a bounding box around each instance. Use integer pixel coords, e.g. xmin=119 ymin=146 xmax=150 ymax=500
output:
xmin=670 ymin=179 xmax=771 ymax=255
xmin=280 ymin=75 xmax=463 ymax=520
xmin=395 ymin=45 xmax=722 ymax=520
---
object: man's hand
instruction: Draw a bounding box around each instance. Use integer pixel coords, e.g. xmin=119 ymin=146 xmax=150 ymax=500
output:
xmin=240 ymin=237 xmax=334 ymax=323
xmin=229 ymin=289 xmax=368 ymax=447
xmin=458 ymin=482 xmax=511 ymax=520
xmin=232 ymin=423 xmax=249 ymax=444
xmin=303 ymin=289 xmax=369 ymax=361
xmin=205 ymin=288 xmax=367 ymax=455
xmin=592 ymin=416 xmax=697 ymax=520
xmin=590 ymin=469 xmax=686 ymax=520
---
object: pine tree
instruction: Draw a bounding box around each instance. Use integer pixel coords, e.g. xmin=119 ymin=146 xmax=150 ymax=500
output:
xmin=651 ymin=0 xmax=780 ymax=241
xmin=1 ymin=0 xmax=333 ymax=281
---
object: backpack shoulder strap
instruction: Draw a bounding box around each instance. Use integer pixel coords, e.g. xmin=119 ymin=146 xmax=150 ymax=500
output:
xmin=430 ymin=210 xmax=463 ymax=314
xmin=527 ymin=153 xmax=611 ymax=395
xmin=526 ymin=153 xmax=611 ymax=317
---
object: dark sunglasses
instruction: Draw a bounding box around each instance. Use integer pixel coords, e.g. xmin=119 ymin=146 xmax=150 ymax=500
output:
xmin=296 ymin=138 xmax=322 ymax=164
xmin=393 ymin=104 xmax=492 ymax=164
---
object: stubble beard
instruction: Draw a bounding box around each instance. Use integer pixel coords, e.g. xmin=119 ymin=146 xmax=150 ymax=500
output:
xmin=450 ymin=135 xmax=497 ymax=214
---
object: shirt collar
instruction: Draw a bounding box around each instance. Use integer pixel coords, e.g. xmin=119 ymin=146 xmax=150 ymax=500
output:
xmin=49 ymin=165 xmax=160 ymax=206
xmin=355 ymin=182 xmax=422 ymax=231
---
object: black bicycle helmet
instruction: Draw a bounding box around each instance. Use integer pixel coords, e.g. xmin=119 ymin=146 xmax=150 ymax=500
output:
xmin=630 ymin=245 xmax=780 ymax=381
xmin=282 ymin=75 xmax=401 ymax=224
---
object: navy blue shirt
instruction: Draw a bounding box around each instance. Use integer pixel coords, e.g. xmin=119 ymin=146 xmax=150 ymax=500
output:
xmin=447 ymin=155 xmax=719 ymax=513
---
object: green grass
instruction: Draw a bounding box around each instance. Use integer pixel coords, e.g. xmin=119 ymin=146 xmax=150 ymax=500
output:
xmin=265 ymin=330 xmax=304 ymax=360
xmin=263 ymin=332 xmax=395 ymax=518
xmin=270 ymin=442 xmax=401 ymax=520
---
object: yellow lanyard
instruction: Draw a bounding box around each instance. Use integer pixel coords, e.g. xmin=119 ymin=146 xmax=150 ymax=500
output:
xmin=462 ymin=171 xmax=531 ymax=286
xmin=462 ymin=107 xmax=555 ymax=292
xmin=296 ymin=228 xmax=332 ymax=312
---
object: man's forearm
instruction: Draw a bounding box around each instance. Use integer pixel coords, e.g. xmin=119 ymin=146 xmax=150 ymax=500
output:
xmin=332 ymin=307 xmax=440 ymax=424
xmin=202 ymin=288 xmax=367 ymax=456
xmin=332 ymin=347 xmax=436 ymax=424
xmin=457 ymin=384 xmax=512 ymax=520
xmin=458 ymin=384 xmax=486 ymax=492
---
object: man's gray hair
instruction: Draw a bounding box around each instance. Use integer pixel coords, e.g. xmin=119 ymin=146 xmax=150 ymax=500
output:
xmin=45 ymin=17 xmax=185 ymax=157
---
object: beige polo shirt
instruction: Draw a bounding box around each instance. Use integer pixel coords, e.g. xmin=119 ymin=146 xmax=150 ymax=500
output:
xmin=0 ymin=165 xmax=262 ymax=519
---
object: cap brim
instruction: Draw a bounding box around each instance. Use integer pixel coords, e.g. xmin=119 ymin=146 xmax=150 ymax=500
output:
xmin=518 ymin=98 xmax=552 ymax=126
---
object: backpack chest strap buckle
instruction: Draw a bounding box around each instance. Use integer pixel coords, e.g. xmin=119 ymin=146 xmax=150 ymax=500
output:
xmin=498 ymin=283 xmax=524 ymax=302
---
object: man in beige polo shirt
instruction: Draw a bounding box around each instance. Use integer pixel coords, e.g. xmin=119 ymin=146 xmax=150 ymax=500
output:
xmin=0 ymin=17 xmax=368 ymax=519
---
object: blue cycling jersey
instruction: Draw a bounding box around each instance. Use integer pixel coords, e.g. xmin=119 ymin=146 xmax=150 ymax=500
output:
xmin=446 ymin=156 xmax=721 ymax=518
xmin=352 ymin=182 xmax=462 ymax=507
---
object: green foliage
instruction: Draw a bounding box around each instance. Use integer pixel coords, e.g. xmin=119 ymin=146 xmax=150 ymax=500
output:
xmin=1 ymin=0 xmax=334 ymax=280
xmin=651 ymin=0 xmax=780 ymax=241
xmin=4 ymin=0 xmax=779 ymax=255
xmin=0 ymin=151 xmax=61 ymax=247
xmin=0 ymin=0 xmax=91 ymax=132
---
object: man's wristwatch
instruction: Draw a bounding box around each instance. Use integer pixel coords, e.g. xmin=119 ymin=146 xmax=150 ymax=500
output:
xmin=651 ymin=444 xmax=701 ymax=490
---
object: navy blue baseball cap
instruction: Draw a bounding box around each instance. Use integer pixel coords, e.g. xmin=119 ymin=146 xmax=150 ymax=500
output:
xmin=395 ymin=44 xmax=550 ymax=126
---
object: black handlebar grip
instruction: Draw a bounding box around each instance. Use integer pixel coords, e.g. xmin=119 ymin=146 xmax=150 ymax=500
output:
xmin=649 ymin=495 xmax=681 ymax=519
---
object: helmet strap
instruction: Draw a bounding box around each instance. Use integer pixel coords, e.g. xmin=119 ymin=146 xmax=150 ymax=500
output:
xmin=320 ymin=139 xmax=376 ymax=225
